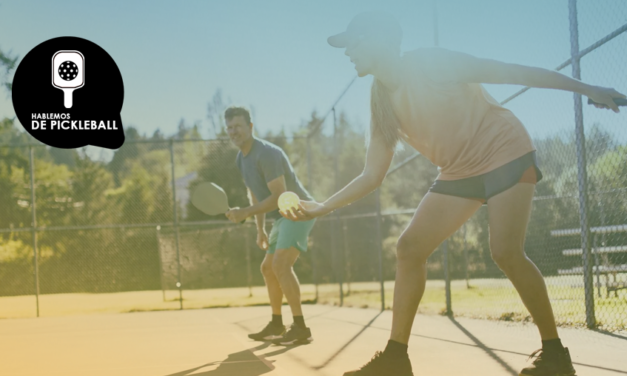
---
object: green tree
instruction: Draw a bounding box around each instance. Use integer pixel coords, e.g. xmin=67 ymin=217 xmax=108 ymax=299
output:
xmin=0 ymin=119 xmax=30 ymax=229
xmin=0 ymin=47 xmax=17 ymax=93
xmin=70 ymin=153 xmax=117 ymax=225
xmin=116 ymin=164 xmax=153 ymax=224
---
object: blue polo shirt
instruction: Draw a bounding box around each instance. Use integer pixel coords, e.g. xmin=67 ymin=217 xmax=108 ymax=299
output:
xmin=236 ymin=138 xmax=313 ymax=219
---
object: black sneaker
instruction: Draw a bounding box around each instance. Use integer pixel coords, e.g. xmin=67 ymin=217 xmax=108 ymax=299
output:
xmin=247 ymin=321 xmax=286 ymax=341
xmin=519 ymin=348 xmax=577 ymax=376
xmin=271 ymin=324 xmax=313 ymax=345
xmin=343 ymin=351 xmax=413 ymax=376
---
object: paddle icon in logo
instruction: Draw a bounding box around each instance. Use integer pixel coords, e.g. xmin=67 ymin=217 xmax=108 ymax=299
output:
xmin=52 ymin=51 xmax=85 ymax=108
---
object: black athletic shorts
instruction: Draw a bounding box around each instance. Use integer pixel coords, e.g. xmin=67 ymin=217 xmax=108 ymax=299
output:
xmin=428 ymin=151 xmax=543 ymax=204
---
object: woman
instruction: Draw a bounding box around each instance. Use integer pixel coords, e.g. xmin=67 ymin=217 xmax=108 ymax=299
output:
xmin=282 ymin=11 xmax=625 ymax=376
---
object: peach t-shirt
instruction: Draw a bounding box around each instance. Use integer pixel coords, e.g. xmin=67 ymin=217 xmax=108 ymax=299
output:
xmin=390 ymin=48 xmax=536 ymax=181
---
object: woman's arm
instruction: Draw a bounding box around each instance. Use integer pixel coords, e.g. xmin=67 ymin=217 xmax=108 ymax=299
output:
xmin=423 ymin=48 xmax=626 ymax=112
xmin=283 ymin=132 xmax=394 ymax=220
xmin=323 ymin=133 xmax=394 ymax=211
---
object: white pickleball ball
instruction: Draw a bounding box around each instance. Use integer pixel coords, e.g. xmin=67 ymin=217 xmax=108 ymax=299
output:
xmin=278 ymin=191 xmax=300 ymax=212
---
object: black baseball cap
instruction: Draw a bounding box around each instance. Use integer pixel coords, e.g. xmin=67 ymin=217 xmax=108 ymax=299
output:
xmin=328 ymin=11 xmax=402 ymax=48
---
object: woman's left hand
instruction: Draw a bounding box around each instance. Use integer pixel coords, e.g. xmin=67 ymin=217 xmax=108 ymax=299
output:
xmin=587 ymin=86 xmax=626 ymax=113
xmin=280 ymin=200 xmax=331 ymax=221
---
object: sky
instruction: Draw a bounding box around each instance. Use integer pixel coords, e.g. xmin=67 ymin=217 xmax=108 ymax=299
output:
xmin=1 ymin=0 xmax=626 ymax=160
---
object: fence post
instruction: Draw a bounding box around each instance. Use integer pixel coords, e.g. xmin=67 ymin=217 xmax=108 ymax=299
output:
xmin=598 ymin=196 xmax=609 ymax=298
xmin=306 ymin=137 xmax=318 ymax=302
xmin=442 ymin=239 xmax=452 ymax=316
xmin=568 ymin=0 xmax=595 ymax=328
xmin=169 ymin=140 xmax=184 ymax=310
xmin=463 ymin=224 xmax=470 ymax=289
xmin=343 ymin=218 xmax=351 ymax=296
xmin=332 ymin=107 xmax=344 ymax=306
xmin=375 ymin=188 xmax=385 ymax=311
xmin=29 ymin=146 xmax=40 ymax=318
xmin=245 ymin=224 xmax=253 ymax=297
xmin=155 ymin=226 xmax=166 ymax=302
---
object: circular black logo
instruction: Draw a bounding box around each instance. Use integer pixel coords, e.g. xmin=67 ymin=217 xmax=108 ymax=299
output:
xmin=12 ymin=36 xmax=125 ymax=149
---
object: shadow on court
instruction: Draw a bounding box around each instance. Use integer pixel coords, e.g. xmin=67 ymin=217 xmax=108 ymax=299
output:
xmin=592 ymin=329 xmax=627 ymax=341
xmin=447 ymin=316 xmax=518 ymax=376
xmin=312 ymin=311 xmax=383 ymax=370
xmin=164 ymin=342 xmax=303 ymax=376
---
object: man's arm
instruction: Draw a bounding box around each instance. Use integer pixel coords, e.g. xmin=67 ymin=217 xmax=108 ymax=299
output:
xmin=243 ymin=175 xmax=287 ymax=218
xmin=248 ymin=188 xmax=266 ymax=233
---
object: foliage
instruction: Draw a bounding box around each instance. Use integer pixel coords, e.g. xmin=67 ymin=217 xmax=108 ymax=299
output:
xmin=0 ymin=83 xmax=625 ymax=297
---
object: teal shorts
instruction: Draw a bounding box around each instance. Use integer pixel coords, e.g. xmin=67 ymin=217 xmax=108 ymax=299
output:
xmin=267 ymin=217 xmax=316 ymax=254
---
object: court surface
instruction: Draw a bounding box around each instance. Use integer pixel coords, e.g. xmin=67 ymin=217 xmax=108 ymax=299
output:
xmin=2 ymin=305 xmax=626 ymax=376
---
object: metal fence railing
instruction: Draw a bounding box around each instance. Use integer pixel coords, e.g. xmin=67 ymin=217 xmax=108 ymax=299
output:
xmin=0 ymin=0 xmax=625 ymax=332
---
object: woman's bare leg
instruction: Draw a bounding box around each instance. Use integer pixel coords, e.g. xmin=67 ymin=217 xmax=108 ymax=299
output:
xmin=390 ymin=192 xmax=483 ymax=344
xmin=487 ymin=183 xmax=559 ymax=340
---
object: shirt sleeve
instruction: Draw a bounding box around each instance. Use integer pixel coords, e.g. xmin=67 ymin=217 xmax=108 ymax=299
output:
xmin=259 ymin=149 xmax=285 ymax=183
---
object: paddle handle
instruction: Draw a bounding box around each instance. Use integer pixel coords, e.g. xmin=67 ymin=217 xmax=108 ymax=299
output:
xmin=587 ymin=97 xmax=627 ymax=107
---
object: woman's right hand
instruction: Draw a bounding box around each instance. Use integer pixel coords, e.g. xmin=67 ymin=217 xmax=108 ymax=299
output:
xmin=586 ymin=86 xmax=626 ymax=113
xmin=256 ymin=230 xmax=269 ymax=251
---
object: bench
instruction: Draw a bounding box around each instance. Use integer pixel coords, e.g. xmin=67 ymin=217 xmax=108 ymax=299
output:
xmin=551 ymin=225 xmax=627 ymax=298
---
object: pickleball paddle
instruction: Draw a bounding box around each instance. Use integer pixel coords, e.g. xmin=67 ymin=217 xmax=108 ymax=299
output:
xmin=191 ymin=182 xmax=231 ymax=215
xmin=587 ymin=97 xmax=627 ymax=107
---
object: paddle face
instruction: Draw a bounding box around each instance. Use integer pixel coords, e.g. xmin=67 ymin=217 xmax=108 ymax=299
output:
xmin=191 ymin=182 xmax=230 ymax=215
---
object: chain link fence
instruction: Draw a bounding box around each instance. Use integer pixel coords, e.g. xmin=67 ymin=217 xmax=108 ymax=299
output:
xmin=0 ymin=0 xmax=625 ymax=332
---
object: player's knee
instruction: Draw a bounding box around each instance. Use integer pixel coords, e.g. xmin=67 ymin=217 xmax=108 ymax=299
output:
xmin=396 ymin=235 xmax=430 ymax=265
xmin=490 ymin=244 xmax=525 ymax=272
xmin=260 ymin=259 xmax=274 ymax=276
xmin=272 ymin=256 xmax=292 ymax=277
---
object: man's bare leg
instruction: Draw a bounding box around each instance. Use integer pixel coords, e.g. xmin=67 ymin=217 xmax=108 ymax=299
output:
xmin=261 ymin=253 xmax=284 ymax=315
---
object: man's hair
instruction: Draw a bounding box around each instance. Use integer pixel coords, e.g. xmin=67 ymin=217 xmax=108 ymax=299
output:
xmin=224 ymin=106 xmax=252 ymax=124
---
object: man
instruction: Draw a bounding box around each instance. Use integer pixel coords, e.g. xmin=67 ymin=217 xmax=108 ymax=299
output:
xmin=224 ymin=106 xmax=316 ymax=345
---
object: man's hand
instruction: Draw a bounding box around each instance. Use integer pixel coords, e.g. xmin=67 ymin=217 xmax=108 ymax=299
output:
xmin=256 ymin=230 xmax=269 ymax=251
xmin=225 ymin=207 xmax=248 ymax=223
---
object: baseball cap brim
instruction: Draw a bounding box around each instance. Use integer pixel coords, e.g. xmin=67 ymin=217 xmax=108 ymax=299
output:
xmin=327 ymin=32 xmax=352 ymax=48
xmin=328 ymin=12 xmax=402 ymax=49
